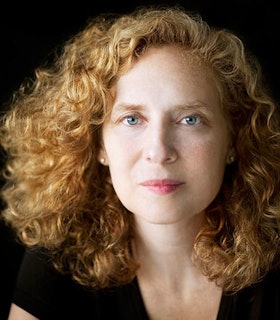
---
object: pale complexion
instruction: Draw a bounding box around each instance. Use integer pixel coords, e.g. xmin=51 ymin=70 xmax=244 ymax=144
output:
xmin=100 ymin=45 xmax=232 ymax=319
xmin=8 ymin=45 xmax=231 ymax=320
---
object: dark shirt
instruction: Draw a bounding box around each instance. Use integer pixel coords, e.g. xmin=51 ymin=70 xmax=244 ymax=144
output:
xmin=12 ymin=249 xmax=280 ymax=319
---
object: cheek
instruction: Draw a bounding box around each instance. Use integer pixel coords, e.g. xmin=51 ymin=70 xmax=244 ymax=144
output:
xmin=104 ymin=130 xmax=140 ymax=162
xmin=189 ymin=140 xmax=227 ymax=176
xmin=188 ymin=144 xmax=228 ymax=207
xmin=104 ymin=137 xmax=137 ymax=189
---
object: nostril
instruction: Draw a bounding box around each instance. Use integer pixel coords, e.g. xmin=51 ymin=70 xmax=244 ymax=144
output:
xmin=144 ymin=141 xmax=177 ymax=164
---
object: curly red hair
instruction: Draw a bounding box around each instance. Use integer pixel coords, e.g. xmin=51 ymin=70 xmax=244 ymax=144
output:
xmin=1 ymin=5 xmax=280 ymax=292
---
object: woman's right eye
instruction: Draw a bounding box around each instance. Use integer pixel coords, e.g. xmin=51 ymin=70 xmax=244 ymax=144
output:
xmin=123 ymin=115 xmax=140 ymax=126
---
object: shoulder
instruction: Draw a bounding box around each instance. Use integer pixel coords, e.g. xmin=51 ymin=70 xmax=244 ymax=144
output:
xmin=229 ymin=268 xmax=280 ymax=319
xmin=12 ymin=248 xmax=145 ymax=319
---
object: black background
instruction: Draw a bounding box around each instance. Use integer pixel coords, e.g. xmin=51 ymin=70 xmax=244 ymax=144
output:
xmin=0 ymin=0 xmax=279 ymax=319
xmin=0 ymin=0 xmax=279 ymax=108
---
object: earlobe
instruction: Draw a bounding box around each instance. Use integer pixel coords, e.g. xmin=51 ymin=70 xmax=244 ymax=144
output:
xmin=98 ymin=149 xmax=108 ymax=166
xmin=226 ymin=148 xmax=236 ymax=164
xmin=99 ymin=156 xmax=108 ymax=166
xmin=227 ymin=154 xmax=235 ymax=164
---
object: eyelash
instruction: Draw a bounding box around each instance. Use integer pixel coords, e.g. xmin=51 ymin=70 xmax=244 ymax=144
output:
xmin=180 ymin=115 xmax=202 ymax=126
xmin=121 ymin=114 xmax=205 ymax=127
xmin=122 ymin=114 xmax=142 ymax=126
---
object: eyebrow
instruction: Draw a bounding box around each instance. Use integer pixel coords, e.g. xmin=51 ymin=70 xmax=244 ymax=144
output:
xmin=112 ymin=101 xmax=213 ymax=113
xmin=112 ymin=103 xmax=145 ymax=113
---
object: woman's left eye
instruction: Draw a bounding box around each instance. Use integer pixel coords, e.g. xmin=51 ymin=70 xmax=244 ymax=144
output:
xmin=123 ymin=115 xmax=140 ymax=126
xmin=181 ymin=115 xmax=200 ymax=125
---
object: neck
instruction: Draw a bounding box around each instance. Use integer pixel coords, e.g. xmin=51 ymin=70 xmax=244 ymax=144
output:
xmin=132 ymin=212 xmax=205 ymax=277
xmin=132 ymin=213 xmax=222 ymax=320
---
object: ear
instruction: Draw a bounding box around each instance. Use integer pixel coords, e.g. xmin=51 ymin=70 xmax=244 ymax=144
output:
xmin=226 ymin=147 xmax=236 ymax=164
xmin=98 ymin=147 xmax=108 ymax=166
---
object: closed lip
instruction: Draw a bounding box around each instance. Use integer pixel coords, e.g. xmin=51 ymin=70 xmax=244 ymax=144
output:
xmin=139 ymin=179 xmax=183 ymax=186
xmin=139 ymin=179 xmax=184 ymax=194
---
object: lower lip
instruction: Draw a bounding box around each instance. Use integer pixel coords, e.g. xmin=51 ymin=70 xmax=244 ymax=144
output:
xmin=143 ymin=184 xmax=181 ymax=195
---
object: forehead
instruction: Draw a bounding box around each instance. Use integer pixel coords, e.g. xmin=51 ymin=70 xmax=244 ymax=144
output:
xmin=116 ymin=45 xmax=219 ymax=89
xmin=131 ymin=45 xmax=209 ymax=77
xmin=114 ymin=45 xmax=221 ymax=106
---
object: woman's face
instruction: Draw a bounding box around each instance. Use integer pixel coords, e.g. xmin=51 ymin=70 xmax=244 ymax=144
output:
xmin=100 ymin=46 xmax=231 ymax=225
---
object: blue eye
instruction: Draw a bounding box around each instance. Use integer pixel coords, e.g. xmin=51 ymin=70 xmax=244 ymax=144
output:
xmin=124 ymin=115 xmax=139 ymax=126
xmin=182 ymin=116 xmax=198 ymax=125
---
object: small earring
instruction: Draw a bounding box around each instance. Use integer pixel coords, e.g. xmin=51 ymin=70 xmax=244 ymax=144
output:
xmin=100 ymin=158 xmax=105 ymax=164
xmin=227 ymin=155 xmax=235 ymax=164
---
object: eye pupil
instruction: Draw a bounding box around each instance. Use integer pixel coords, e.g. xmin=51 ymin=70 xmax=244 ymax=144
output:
xmin=186 ymin=116 xmax=197 ymax=125
xmin=127 ymin=116 xmax=138 ymax=125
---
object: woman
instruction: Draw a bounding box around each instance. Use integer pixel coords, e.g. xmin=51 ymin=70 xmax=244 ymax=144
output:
xmin=1 ymin=5 xmax=280 ymax=320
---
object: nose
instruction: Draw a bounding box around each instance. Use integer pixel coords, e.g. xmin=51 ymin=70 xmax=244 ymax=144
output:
xmin=143 ymin=123 xmax=178 ymax=164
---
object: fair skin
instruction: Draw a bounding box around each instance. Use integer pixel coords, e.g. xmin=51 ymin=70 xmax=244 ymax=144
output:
xmin=8 ymin=45 xmax=231 ymax=319
xmin=100 ymin=45 xmax=231 ymax=319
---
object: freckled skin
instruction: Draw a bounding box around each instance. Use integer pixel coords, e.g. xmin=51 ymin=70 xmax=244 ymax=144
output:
xmin=100 ymin=46 xmax=231 ymax=225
